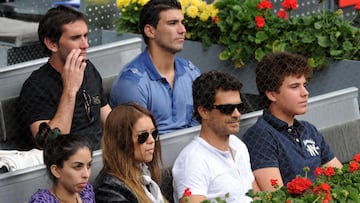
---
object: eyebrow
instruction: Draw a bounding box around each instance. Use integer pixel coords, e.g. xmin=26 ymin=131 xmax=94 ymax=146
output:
xmin=136 ymin=127 xmax=156 ymax=133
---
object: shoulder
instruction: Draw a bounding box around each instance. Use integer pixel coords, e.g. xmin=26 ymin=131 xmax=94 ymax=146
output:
xmin=174 ymin=137 xmax=213 ymax=168
xmin=230 ymin=135 xmax=247 ymax=148
xmin=94 ymin=170 xmax=138 ymax=202
xmin=94 ymin=170 xmax=132 ymax=192
xmin=29 ymin=189 xmax=57 ymax=203
xmin=243 ymin=118 xmax=270 ymax=137
xmin=175 ymin=57 xmax=201 ymax=74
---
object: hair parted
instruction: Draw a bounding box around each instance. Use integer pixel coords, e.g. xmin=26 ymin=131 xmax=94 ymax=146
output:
xmin=101 ymin=102 xmax=165 ymax=203
xmin=192 ymin=70 xmax=243 ymax=123
xmin=40 ymin=123 xmax=92 ymax=183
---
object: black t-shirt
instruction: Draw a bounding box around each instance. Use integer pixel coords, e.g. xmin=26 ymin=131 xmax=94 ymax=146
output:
xmin=19 ymin=60 xmax=107 ymax=150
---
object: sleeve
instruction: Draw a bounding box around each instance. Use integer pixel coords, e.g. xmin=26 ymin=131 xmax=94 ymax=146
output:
xmin=28 ymin=190 xmax=54 ymax=203
xmin=172 ymin=150 xmax=211 ymax=200
xmin=109 ymin=69 xmax=147 ymax=108
xmin=19 ymin=79 xmax=57 ymax=126
xmin=242 ymin=124 xmax=280 ymax=171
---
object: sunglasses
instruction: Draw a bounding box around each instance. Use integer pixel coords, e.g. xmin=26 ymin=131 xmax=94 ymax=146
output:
xmin=212 ymin=103 xmax=245 ymax=115
xmin=137 ymin=128 xmax=159 ymax=144
xmin=82 ymin=89 xmax=94 ymax=123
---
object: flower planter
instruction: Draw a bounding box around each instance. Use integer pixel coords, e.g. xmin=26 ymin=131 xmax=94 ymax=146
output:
xmin=101 ymin=30 xmax=360 ymax=106
xmin=178 ymin=40 xmax=360 ymax=107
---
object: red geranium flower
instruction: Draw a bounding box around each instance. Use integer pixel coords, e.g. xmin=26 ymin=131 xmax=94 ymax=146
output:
xmin=314 ymin=167 xmax=323 ymax=176
xmin=349 ymin=161 xmax=359 ymax=173
xmin=183 ymin=187 xmax=192 ymax=197
xmin=270 ymin=178 xmax=278 ymax=186
xmin=255 ymin=15 xmax=265 ymax=28
xmin=355 ymin=2 xmax=360 ymax=11
xmin=213 ymin=16 xmax=218 ymax=24
xmin=282 ymin=0 xmax=298 ymax=11
xmin=353 ymin=153 xmax=360 ymax=162
xmin=286 ymin=176 xmax=312 ymax=195
xmin=323 ymin=167 xmax=335 ymax=177
xmin=276 ymin=8 xmax=288 ymax=20
xmin=258 ymin=0 xmax=273 ymax=10
xmin=313 ymin=182 xmax=331 ymax=194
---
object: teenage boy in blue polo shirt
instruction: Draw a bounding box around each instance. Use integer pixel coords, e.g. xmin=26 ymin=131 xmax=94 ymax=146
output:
xmin=242 ymin=52 xmax=343 ymax=192
xmin=109 ymin=0 xmax=200 ymax=134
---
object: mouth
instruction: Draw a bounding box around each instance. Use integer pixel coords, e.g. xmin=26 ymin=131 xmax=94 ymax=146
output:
xmin=78 ymin=182 xmax=87 ymax=188
xmin=146 ymin=148 xmax=154 ymax=153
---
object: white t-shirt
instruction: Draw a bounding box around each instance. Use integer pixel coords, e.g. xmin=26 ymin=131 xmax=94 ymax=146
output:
xmin=172 ymin=135 xmax=254 ymax=203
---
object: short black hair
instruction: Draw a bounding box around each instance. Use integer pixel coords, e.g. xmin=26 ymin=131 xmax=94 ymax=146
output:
xmin=38 ymin=5 xmax=87 ymax=55
xmin=139 ymin=0 xmax=182 ymax=44
xmin=192 ymin=70 xmax=243 ymax=123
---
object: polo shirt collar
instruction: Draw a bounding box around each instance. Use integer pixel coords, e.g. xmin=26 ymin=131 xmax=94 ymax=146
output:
xmin=262 ymin=109 xmax=304 ymax=133
xmin=142 ymin=47 xmax=186 ymax=81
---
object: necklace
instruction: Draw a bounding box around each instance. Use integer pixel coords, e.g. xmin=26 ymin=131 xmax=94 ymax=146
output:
xmin=50 ymin=188 xmax=81 ymax=203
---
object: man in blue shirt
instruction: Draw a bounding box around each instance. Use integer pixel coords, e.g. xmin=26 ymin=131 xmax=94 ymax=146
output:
xmin=242 ymin=52 xmax=343 ymax=192
xmin=110 ymin=0 xmax=200 ymax=134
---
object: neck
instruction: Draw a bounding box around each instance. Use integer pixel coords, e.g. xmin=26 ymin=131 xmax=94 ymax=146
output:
xmin=147 ymin=47 xmax=175 ymax=74
xmin=51 ymin=186 xmax=79 ymax=203
xmin=199 ymin=127 xmax=230 ymax=151
xmin=48 ymin=56 xmax=64 ymax=74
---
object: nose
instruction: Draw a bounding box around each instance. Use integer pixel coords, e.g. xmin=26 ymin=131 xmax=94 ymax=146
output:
xmin=179 ymin=23 xmax=186 ymax=34
xmin=302 ymin=86 xmax=309 ymax=97
xmin=80 ymin=36 xmax=89 ymax=49
xmin=232 ymin=107 xmax=241 ymax=117
xmin=82 ymin=167 xmax=91 ymax=179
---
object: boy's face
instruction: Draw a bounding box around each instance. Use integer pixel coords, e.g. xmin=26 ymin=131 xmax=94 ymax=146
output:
xmin=269 ymin=74 xmax=309 ymax=121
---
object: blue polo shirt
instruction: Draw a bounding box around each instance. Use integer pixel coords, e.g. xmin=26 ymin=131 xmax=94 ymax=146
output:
xmin=242 ymin=109 xmax=335 ymax=184
xmin=109 ymin=48 xmax=201 ymax=134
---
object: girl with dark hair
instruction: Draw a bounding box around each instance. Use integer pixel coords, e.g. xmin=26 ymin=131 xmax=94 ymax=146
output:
xmin=29 ymin=123 xmax=94 ymax=203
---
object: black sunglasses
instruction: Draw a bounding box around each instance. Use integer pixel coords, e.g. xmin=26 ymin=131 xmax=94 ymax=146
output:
xmin=137 ymin=129 xmax=159 ymax=144
xmin=212 ymin=103 xmax=245 ymax=115
xmin=82 ymin=89 xmax=94 ymax=123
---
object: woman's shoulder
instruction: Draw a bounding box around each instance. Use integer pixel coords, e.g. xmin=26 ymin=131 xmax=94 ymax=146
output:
xmin=29 ymin=189 xmax=58 ymax=203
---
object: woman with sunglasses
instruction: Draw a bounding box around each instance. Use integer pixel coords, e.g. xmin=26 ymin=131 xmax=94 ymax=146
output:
xmin=93 ymin=103 xmax=168 ymax=203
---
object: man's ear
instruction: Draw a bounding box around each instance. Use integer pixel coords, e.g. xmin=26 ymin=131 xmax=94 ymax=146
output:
xmin=144 ymin=24 xmax=155 ymax=39
xmin=44 ymin=37 xmax=58 ymax=53
xmin=265 ymin=90 xmax=277 ymax=102
xmin=197 ymin=106 xmax=210 ymax=120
